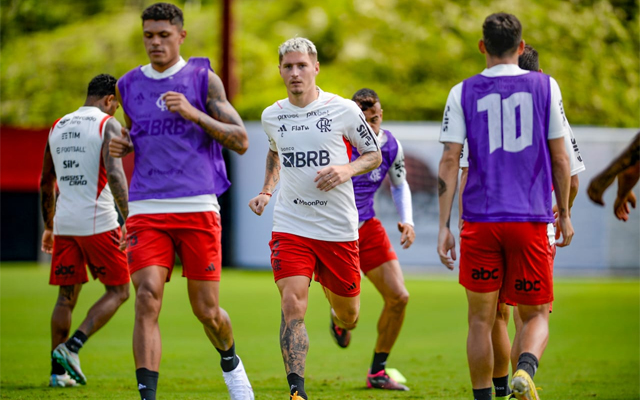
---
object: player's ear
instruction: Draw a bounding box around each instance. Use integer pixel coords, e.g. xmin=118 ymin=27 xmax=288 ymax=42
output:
xmin=179 ymin=29 xmax=187 ymax=44
xmin=538 ymin=68 xmax=543 ymax=73
xmin=517 ymin=39 xmax=525 ymax=55
xmin=478 ymin=39 xmax=486 ymax=54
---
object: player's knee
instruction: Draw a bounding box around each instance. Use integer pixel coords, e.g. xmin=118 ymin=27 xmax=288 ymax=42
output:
xmin=134 ymin=287 xmax=162 ymax=317
xmin=386 ymin=288 xmax=409 ymax=311
xmin=334 ymin=307 xmax=359 ymax=327
xmin=281 ymin=300 xmax=306 ymax=321
xmin=192 ymin=305 xmax=222 ymax=327
xmin=107 ymin=284 xmax=130 ymax=304
xmin=496 ymin=304 xmax=510 ymax=322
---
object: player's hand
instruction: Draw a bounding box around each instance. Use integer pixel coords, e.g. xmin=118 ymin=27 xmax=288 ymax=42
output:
xmin=41 ymin=228 xmax=54 ymax=254
xmin=249 ymin=193 xmax=271 ymax=216
xmin=315 ymin=165 xmax=354 ymax=192
xmin=437 ymin=227 xmax=456 ymax=270
xmin=555 ymin=215 xmax=574 ymax=247
xmin=119 ymin=225 xmax=127 ymax=252
xmin=162 ymin=91 xmax=199 ymax=122
xmin=109 ymin=127 xmax=134 ymax=158
xmin=397 ymin=222 xmax=415 ymax=249
xmin=614 ymin=190 xmax=636 ymax=222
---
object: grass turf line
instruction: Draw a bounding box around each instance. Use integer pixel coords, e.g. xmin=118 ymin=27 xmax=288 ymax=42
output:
xmin=1 ymin=263 xmax=638 ymax=399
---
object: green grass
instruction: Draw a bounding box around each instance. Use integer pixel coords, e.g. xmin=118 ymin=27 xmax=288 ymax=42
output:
xmin=1 ymin=263 xmax=638 ymax=399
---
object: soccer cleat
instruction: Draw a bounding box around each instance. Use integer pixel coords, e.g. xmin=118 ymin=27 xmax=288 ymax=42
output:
xmin=330 ymin=319 xmax=351 ymax=348
xmin=49 ymin=372 xmax=79 ymax=387
xmin=290 ymin=391 xmax=305 ymax=400
xmin=366 ymin=369 xmax=410 ymax=391
xmin=52 ymin=343 xmax=86 ymax=385
xmin=222 ymin=356 xmax=254 ymax=400
xmin=511 ymin=369 xmax=540 ymax=400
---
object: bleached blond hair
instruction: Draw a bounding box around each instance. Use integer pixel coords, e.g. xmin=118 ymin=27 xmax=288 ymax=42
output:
xmin=278 ymin=37 xmax=318 ymax=64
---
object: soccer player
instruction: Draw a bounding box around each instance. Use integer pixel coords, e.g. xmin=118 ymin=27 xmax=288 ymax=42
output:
xmin=108 ymin=3 xmax=253 ymax=400
xmin=457 ymin=44 xmax=586 ymax=399
xmin=588 ymin=131 xmax=639 ymax=221
xmin=40 ymin=74 xmax=130 ymax=387
xmin=248 ymin=37 xmax=382 ymax=400
xmin=437 ymin=13 xmax=574 ymax=400
xmin=330 ymin=88 xmax=413 ymax=391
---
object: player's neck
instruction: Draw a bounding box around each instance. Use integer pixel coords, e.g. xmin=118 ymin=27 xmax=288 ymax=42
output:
xmin=288 ymin=87 xmax=319 ymax=108
xmin=485 ymin=54 xmax=519 ymax=69
xmin=151 ymin=56 xmax=181 ymax=73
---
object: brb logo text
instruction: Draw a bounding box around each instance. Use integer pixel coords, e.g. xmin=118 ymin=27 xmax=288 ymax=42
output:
xmin=282 ymin=151 xmax=330 ymax=168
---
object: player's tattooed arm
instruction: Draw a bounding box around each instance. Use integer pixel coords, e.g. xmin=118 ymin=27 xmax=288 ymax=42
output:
xmin=196 ymin=70 xmax=249 ymax=154
xmin=280 ymin=311 xmax=309 ymax=376
xmin=350 ymin=150 xmax=382 ymax=176
xmin=40 ymin=142 xmax=57 ymax=230
xmin=262 ymin=149 xmax=281 ymax=193
xmin=102 ymin=119 xmax=129 ymax=220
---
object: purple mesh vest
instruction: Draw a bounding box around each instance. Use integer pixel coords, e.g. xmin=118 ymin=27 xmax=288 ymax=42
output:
xmin=351 ymin=129 xmax=399 ymax=222
xmin=118 ymin=58 xmax=230 ymax=201
xmin=461 ymin=71 xmax=553 ymax=223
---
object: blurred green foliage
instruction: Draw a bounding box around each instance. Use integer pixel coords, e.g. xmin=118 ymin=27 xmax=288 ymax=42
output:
xmin=1 ymin=0 xmax=638 ymax=127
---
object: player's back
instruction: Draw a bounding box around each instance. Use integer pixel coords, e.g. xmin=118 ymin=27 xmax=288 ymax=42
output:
xmin=461 ymin=71 xmax=554 ymax=223
xmin=48 ymin=107 xmax=118 ymax=236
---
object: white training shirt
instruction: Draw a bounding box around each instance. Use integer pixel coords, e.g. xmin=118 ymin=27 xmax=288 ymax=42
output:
xmin=262 ymin=88 xmax=380 ymax=241
xmin=128 ymin=56 xmax=221 ymax=217
xmin=49 ymin=106 xmax=119 ymax=236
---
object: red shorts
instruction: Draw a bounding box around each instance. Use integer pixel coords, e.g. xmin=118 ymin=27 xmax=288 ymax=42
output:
xmin=460 ymin=221 xmax=554 ymax=306
xmin=269 ymin=232 xmax=361 ymax=297
xmin=358 ymin=218 xmax=397 ymax=274
xmin=50 ymin=227 xmax=129 ymax=286
xmin=498 ymin=244 xmax=556 ymax=312
xmin=125 ymin=212 xmax=222 ymax=282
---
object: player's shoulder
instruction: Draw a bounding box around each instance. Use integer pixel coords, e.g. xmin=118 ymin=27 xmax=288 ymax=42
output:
xmin=261 ymin=98 xmax=291 ymax=122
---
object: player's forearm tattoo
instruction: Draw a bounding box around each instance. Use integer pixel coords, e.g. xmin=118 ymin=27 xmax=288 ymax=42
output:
xmin=198 ymin=72 xmax=248 ymax=154
xmin=438 ymin=177 xmax=446 ymax=197
xmin=351 ymin=150 xmax=382 ymax=176
xmin=103 ymin=122 xmax=129 ymax=220
xmin=280 ymin=311 xmax=308 ymax=376
xmin=262 ymin=150 xmax=280 ymax=192
xmin=40 ymin=143 xmax=57 ymax=230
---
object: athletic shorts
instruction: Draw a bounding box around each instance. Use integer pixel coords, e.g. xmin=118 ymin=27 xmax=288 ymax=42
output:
xmin=460 ymin=221 xmax=554 ymax=306
xmin=269 ymin=232 xmax=361 ymax=297
xmin=50 ymin=227 xmax=129 ymax=286
xmin=125 ymin=212 xmax=222 ymax=282
xmin=358 ymin=218 xmax=398 ymax=274
xmin=498 ymin=244 xmax=556 ymax=311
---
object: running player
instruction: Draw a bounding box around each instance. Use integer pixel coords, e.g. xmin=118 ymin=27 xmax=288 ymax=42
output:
xmin=437 ymin=13 xmax=573 ymax=400
xmin=40 ymin=74 xmax=130 ymax=387
xmin=248 ymin=37 xmax=382 ymax=400
xmin=329 ymin=88 xmax=413 ymax=391
xmin=108 ymin=3 xmax=252 ymax=400
xmin=458 ymin=44 xmax=586 ymax=399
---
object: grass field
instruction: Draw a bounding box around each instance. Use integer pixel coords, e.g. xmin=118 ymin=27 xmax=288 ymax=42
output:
xmin=1 ymin=263 xmax=638 ymax=399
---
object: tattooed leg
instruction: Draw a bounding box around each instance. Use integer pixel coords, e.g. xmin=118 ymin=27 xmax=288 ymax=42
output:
xmin=280 ymin=312 xmax=309 ymax=376
xmin=51 ymin=284 xmax=82 ymax=350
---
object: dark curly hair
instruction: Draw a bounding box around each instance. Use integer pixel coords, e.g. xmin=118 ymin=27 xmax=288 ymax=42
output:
xmin=352 ymin=88 xmax=380 ymax=112
xmin=141 ymin=3 xmax=183 ymax=27
xmin=87 ymin=74 xmax=117 ymax=98
xmin=518 ymin=44 xmax=539 ymax=72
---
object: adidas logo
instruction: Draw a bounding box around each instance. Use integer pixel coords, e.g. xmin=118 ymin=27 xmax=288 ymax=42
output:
xmin=347 ymin=282 xmax=357 ymax=291
xmin=134 ymin=93 xmax=145 ymax=103
xmin=205 ymin=263 xmax=216 ymax=272
xmin=277 ymin=125 xmax=287 ymax=132
xmin=138 ymin=383 xmax=147 ymax=390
